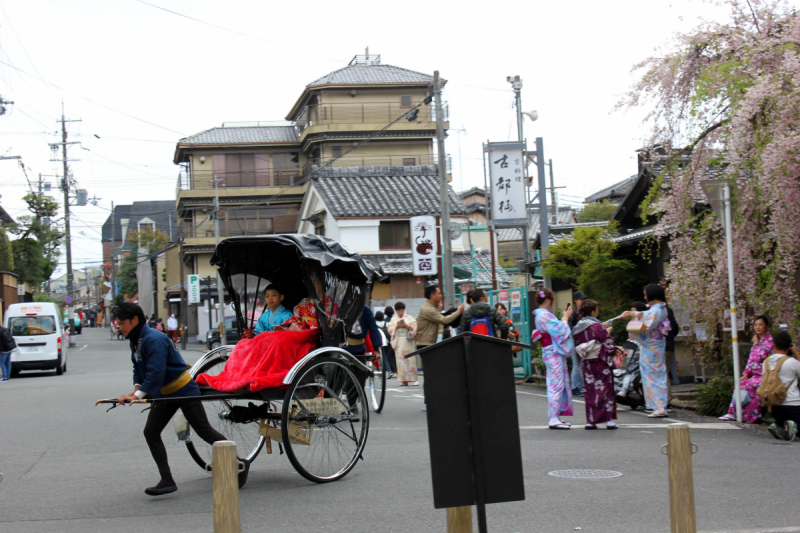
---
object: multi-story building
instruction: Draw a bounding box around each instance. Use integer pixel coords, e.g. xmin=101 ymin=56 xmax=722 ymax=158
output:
xmin=169 ymin=54 xmax=454 ymax=339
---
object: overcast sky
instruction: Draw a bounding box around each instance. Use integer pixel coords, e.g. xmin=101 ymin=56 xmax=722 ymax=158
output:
xmin=0 ymin=0 xmax=733 ymax=278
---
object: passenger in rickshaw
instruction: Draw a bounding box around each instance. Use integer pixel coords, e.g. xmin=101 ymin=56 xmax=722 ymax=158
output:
xmin=252 ymin=285 xmax=293 ymax=334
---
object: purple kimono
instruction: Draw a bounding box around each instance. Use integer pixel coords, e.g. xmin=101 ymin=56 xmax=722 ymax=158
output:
xmin=726 ymin=333 xmax=774 ymax=423
xmin=572 ymin=317 xmax=617 ymax=425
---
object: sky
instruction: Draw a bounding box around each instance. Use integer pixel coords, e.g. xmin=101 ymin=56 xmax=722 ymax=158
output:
xmin=0 ymin=0 xmax=735 ymax=278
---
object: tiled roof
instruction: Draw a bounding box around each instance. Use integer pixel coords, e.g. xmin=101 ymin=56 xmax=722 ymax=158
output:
xmin=178 ymin=126 xmax=299 ymax=145
xmin=611 ymin=226 xmax=656 ymax=245
xmin=308 ymin=64 xmax=434 ymax=86
xmin=102 ymin=204 xmax=133 ymax=241
xmin=122 ymin=201 xmax=178 ymax=247
xmin=364 ymin=250 xmax=512 ymax=287
xmin=585 ymin=176 xmax=638 ymax=203
xmin=459 ymin=186 xmax=486 ymax=199
xmin=496 ymin=207 xmax=577 ymax=242
xmin=311 ymin=165 xmax=465 ymax=217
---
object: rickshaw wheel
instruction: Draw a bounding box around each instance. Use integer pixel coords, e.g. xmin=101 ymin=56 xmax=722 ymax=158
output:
xmin=367 ymin=352 xmax=386 ymax=413
xmin=281 ymin=356 xmax=369 ymax=483
xmin=186 ymin=353 xmax=266 ymax=470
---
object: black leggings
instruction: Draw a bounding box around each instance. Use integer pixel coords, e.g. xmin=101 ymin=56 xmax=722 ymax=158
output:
xmin=143 ymin=399 xmax=226 ymax=482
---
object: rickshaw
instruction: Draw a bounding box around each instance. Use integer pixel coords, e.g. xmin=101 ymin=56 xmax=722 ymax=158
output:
xmin=97 ymin=234 xmax=385 ymax=484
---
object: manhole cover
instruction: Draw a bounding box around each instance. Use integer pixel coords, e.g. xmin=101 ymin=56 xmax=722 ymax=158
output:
xmin=547 ymin=469 xmax=623 ymax=479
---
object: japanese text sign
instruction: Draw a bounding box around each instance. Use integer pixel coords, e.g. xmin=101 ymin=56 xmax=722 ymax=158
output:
xmin=487 ymin=141 xmax=527 ymax=225
xmin=187 ymin=274 xmax=201 ymax=304
xmin=411 ymin=216 xmax=438 ymax=276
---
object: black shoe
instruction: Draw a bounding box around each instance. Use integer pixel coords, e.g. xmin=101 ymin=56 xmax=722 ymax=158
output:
xmin=238 ymin=458 xmax=250 ymax=489
xmin=145 ymin=479 xmax=177 ymax=496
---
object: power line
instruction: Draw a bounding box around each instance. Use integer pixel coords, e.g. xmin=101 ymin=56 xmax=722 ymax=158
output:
xmin=0 ymin=59 xmax=184 ymax=135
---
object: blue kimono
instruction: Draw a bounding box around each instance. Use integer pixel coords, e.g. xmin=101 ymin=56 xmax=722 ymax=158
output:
xmin=633 ymin=302 xmax=669 ymax=411
xmin=254 ymin=305 xmax=293 ymax=334
xmin=131 ymin=324 xmax=199 ymax=398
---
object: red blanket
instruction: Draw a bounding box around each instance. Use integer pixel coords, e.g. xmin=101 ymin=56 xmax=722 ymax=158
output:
xmin=196 ymin=329 xmax=320 ymax=392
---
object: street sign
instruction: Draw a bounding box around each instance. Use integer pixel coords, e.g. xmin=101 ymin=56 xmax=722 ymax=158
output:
xmin=64 ymin=296 xmax=73 ymax=304
xmin=498 ymin=289 xmax=509 ymax=304
xmin=187 ymin=274 xmax=200 ymax=304
xmin=511 ymin=290 xmax=522 ymax=313
xmin=487 ymin=141 xmax=527 ymax=226
xmin=17 ymin=284 xmax=24 ymax=296
xmin=411 ymin=215 xmax=438 ymax=276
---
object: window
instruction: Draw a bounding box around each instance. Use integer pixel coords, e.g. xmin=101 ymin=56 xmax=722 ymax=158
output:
xmin=138 ymin=223 xmax=154 ymax=232
xmin=332 ymin=146 xmax=342 ymax=157
xmin=400 ymin=95 xmax=412 ymax=108
xmin=224 ymin=153 xmax=256 ymax=187
xmin=314 ymin=223 xmax=325 ymax=236
xmin=379 ymin=221 xmax=410 ymax=249
xmin=9 ymin=316 xmax=56 ymax=336
xmin=402 ymin=158 xmax=416 ymax=166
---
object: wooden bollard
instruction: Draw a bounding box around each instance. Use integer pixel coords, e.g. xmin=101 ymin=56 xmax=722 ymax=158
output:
xmin=212 ymin=441 xmax=241 ymax=533
xmin=662 ymin=423 xmax=697 ymax=533
xmin=446 ymin=506 xmax=473 ymax=532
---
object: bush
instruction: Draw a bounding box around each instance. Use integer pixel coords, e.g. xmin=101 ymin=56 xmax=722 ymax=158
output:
xmin=695 ymin=377 xmax=735 ymax=417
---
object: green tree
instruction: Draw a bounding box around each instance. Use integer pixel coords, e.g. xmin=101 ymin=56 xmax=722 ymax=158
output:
xmin=7 ymin=193 xmax=63 ymax=286
xmin=542 ymin=221 xmax=642 ymax=323
xmin=116 ymin=229 xmax=169 ymax=299
xmin=576 ymin=200 xmax=618 ymax=223
xmin=0 ymin=227 xmax=13 ymax=272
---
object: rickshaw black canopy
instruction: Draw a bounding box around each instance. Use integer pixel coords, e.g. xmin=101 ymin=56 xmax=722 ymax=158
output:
xmin=210 ymin=234 xmax=379 ymax=346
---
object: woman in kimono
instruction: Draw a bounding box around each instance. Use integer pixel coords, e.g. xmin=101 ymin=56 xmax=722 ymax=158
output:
xmin=622 ymin=284 xmax=669 ymax=418
xmin=572 ymin=300 xmax=619 ymax=429
xmin=388 ymin=301 xmax=418 ymax=386
xmin=719 ymin=315 xmax=774 ymax=422
xmin=532 ymin=288 xmax=574 ymax=429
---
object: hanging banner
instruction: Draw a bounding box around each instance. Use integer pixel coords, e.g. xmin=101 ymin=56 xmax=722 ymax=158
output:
xmin=410 ymin=215 xmax=438 ymax=276
xmin=187 ymin=274 xmax=201 ymax=304
xmin=487 ymin=141 xmax=527 ymax=226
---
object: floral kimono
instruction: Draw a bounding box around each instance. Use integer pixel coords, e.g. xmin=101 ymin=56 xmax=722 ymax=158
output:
xmin=726 ymin=333 xmax=775 ymax=422
xmin=388 ymin=314 xmax=418 ymax=383
xmin=632 ymin=302 xmax=669 ymax=411
xmin=572 ymin=317 xmax=617 ymax=425
xmin=533 ymin=308 xmax=574 ymax=418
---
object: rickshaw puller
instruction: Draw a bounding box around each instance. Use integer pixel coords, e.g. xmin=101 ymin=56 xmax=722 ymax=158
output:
xmin=113 ymin=303 xmax=249 ymax=496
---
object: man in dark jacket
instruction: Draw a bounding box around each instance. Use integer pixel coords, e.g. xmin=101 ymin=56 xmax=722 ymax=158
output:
xmin=114 ymin=302 xmax=247 ymax=496
xmin=345 ymin=305 xmax=383 ymax=412
xmin=568 ymin=290 xmax=587 ymax=396
xmin=458 ymin=289 xmax=508 ymax=339
xmin=0 ymin=324 xmax=16 ymax=381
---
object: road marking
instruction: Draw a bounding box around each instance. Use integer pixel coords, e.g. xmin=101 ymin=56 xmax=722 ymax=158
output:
xmin=79 ymin=345 xmax=88 ymax=351
xmin=371 ymin=423 xmax=738 ymax=431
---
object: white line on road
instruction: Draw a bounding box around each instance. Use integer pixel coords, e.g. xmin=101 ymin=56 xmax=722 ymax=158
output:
xmin=371 ymin=423 xmax=737 ymax=430
xmin=79 ymin=345 xmax=88 ymax=351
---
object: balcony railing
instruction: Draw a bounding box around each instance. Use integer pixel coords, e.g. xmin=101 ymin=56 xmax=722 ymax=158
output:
xmin=177 ymin=168 xmax=303 ymax=191
xmin=306 ymin=153 xmax=437 ymax=169
xmin=296 ymin=101 xmax=448 ymax=128
xmin=179 ymin=222 xmax=274 ymax=239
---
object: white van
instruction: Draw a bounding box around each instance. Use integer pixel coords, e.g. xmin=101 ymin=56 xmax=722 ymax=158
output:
xmin=4 ymin=302 xmax=69 ymax=376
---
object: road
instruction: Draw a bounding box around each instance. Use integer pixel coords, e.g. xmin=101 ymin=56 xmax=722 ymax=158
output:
xmin=0 ymin=327 xmax=798 ymax=533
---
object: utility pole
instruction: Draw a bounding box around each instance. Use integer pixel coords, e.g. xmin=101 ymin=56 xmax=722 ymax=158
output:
xmin=509 ymin=75 xmax=532 ymax=291
xmin=549 ymin=159 xmax=558 ymax=225
xmin=179 ymin=235 xmax=187 ymax=350
xmin=213 ymin=174 xmax=227 ymax=346
xmin=108 ymin=201 xmax=116 ymax=330
xmin=434 ymin=71 xmax=455 ymax=309
xmin=535 ymin=138 xmax=551 ymax=289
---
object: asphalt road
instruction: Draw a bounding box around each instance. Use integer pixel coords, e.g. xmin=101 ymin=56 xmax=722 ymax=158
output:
xmin=0 ymin=327 xmax=798 ymax=533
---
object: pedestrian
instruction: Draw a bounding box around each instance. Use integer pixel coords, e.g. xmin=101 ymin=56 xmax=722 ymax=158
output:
xmin=572 ymin=300 xmax=619 ymax=430
xmin=384 ymin=305 xmax=395 ymax=324
xmin=568 ymin=290 xmax=587 ymax=397
xmin=344 ymin=305 xmax=382 ymax=412
xmin=148 ymin=315 xmax=158 ymax=330
xmin=458 ymin=289 xmax=507 ymax=338
xmin=494 ymin=303 xmax=520 ymax=341
xmin=167 ymin=313 xmax=179 ymax=343
xmin=0 ymin=322 xmax=16 ymax=382
xmin=622 ymin=283 xmax=669 ymax=418
xmin=155 ymin=318 xmax=165 ymax=333
xmin=719 ymin=315 xmax=775 ymax=422
xmin=112 ymin=302 xmax=248 ymax=495
xmin=387 ymin=302 xmax=418 ymax=386
xmin=762 ymin=331 xmax=800 ymax=441
xmin=532 ymin=288 xmax=574 ymax=429
xmin=416 ymin=285 xmax=465 ymax=411
xmin=374 ymin=311 xmax=396 ymax=378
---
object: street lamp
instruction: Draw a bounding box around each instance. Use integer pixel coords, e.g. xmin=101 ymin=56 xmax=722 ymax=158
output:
xmin=700 ymin=179 xmax=743 ymax=423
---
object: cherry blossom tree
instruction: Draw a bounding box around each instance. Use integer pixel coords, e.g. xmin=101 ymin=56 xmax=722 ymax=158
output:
xmin=619 ymin=0 xmax=800 ymax=334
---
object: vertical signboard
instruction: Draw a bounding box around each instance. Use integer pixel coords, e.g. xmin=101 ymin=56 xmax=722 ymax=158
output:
xmin=487 ymin=141 xmax=527 ymax=225
xmin=411 ymin=215 xmax=438 ymax=276
xmin=187 ymin=274 xmax=201 ymax=304
xmin=498 ymin=289 xmax=509 ymax=305
xmin=511 ymin=290 xmax=522 ymax=314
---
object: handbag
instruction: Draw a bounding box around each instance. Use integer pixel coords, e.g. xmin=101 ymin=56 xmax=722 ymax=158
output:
xmin=626 ymin=320 xmax=646 ymax=334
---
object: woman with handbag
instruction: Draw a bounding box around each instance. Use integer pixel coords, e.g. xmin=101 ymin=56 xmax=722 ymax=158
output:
xmin=532 ymin=288 xmax=574 ymax=429
xmin=719 ymin=315 xmax=775 ymax=422
xmin=572 ymin=300 xmax=620 ymax=429
xmin=387 ymin=302 xmax=419 ymax=386
xmin=622 ymin=284 xmax=670 ymax=418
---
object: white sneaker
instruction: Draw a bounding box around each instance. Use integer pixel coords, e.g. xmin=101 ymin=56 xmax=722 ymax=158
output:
xmin=411 ymin=381 xmax=420 ymax=386
xmin=617 ymin=390 xmax=628 ymax=397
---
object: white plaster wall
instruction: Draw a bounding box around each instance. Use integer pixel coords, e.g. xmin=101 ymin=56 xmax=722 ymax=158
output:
xmin=337 ymin=219 xmax=380 ymax=252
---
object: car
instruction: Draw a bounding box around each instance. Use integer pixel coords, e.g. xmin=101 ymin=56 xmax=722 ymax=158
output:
xmin=5 ymin=302 xmax=69 ymax=376
xmin=206 ymin=317 xmax=241 ymax=350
